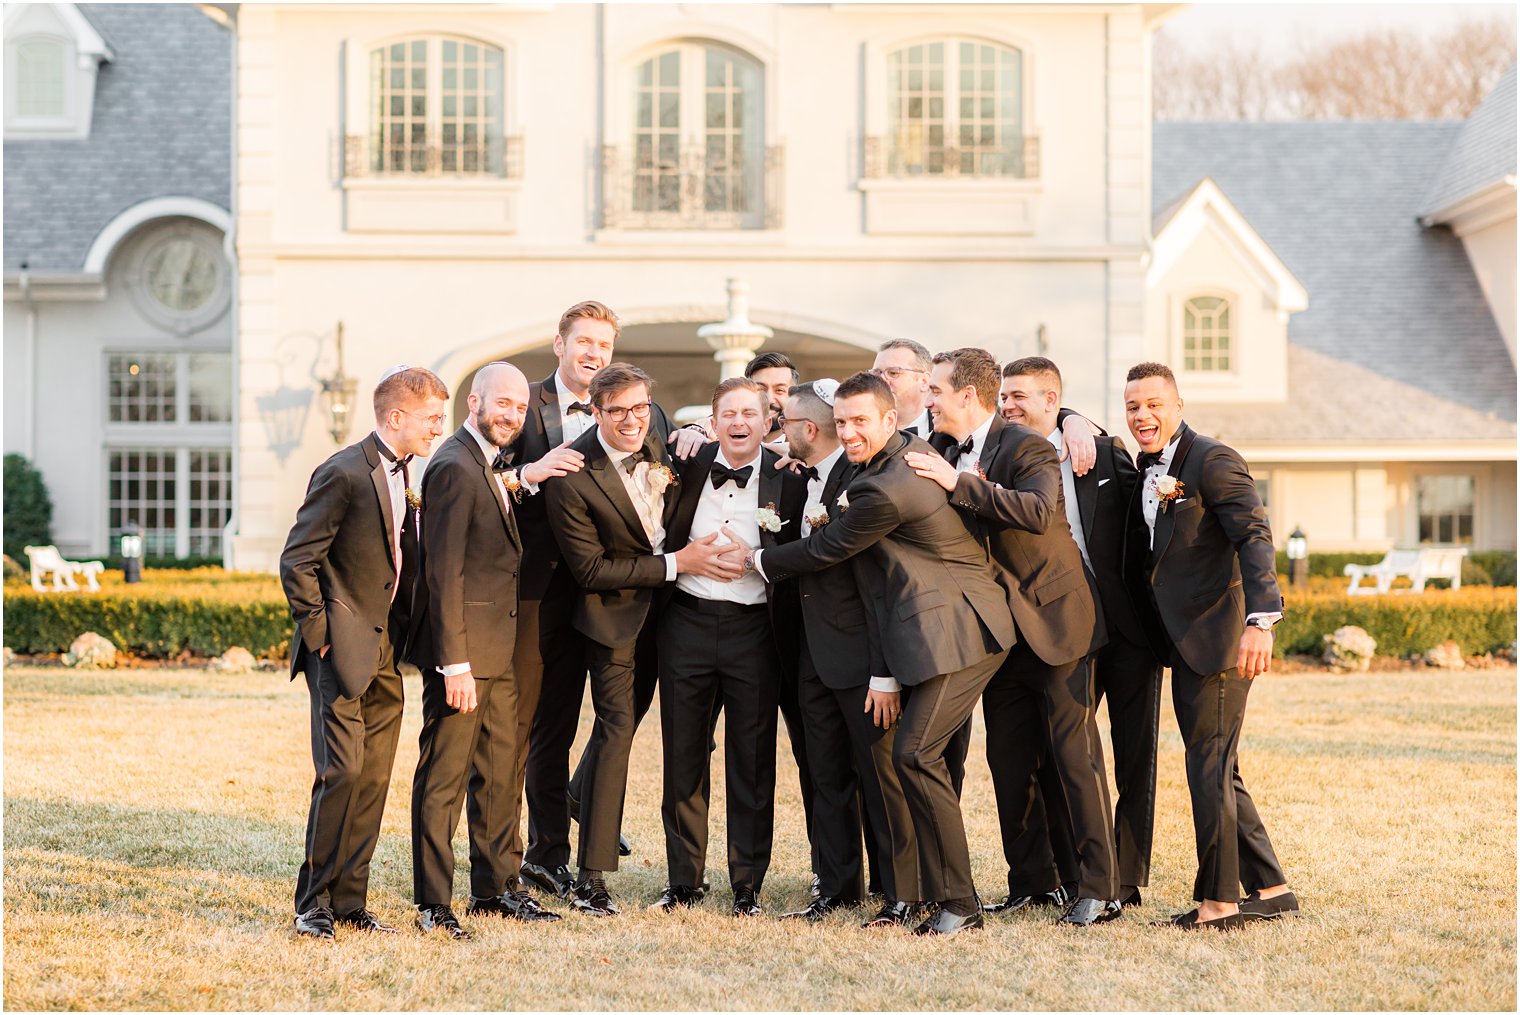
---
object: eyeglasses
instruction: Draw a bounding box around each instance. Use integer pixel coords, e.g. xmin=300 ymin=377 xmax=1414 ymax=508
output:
xmin=775 ymin=414 xmax=820 ymax=429
xmin=870 ymin=366 xmax=927 ymax=380
xmin=403 ymin=410 xmax=448 ymax=428
xmin=597 ymin=401 xmax=652 ymax=423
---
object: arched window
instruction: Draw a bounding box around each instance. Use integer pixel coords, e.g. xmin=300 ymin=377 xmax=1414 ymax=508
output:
xmin=1183 ymin=295 xmax=1232 ymax=372
xmin=884 ymin=39 xmax=1027 ymax=177
xmin=367 ymin=36 xmax=505 ymax=175
xmin=15 ymin=36 xmax=66 ymax=118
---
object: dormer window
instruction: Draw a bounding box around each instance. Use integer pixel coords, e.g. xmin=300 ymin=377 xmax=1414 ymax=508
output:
xmin=1182 ymin=295 xmax=1232 ymax=372
xmin=15 ymin=36 xmax=66 ymax=117
xmin=3 ymin=4 xmax=112 ymax=139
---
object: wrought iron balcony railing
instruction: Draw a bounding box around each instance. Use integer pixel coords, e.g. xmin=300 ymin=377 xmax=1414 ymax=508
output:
xmin=343 ymin=132 xmax=524 ymax=179
xmin=601 ymin=143 xmax=783 ymax=230
xmin=862 ymin=135 xmax=1040 ymax=180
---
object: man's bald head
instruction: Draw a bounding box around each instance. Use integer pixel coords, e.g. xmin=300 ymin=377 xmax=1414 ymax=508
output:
xmin=469 ymin=361 xmax=531 ymax=448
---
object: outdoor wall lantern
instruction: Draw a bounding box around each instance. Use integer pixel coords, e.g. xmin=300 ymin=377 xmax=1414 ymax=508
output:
xmin=320 ymin=321 xmax=359 ymax=446
xmin=1287 ymin=526 xmax=1308 ymax=586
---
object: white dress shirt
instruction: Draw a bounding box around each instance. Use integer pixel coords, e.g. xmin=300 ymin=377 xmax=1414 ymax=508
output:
xmin=598 ymin=429 xmax=678 ymax=582
xmin=1047 ymin=427 xmax=1093 ymax=572
xmin=676 ymin=449 xmax=767 ymax=605
xmin=904 ymin=409 xmax=932 ymax=438
xmin=373 ymin=432 xmax=409 ymax=601
xmin=800 ymin=445 xmax=845 ymax=537
xmin=440 ymin=422 xmax=512 ymax=678
xmin=955 ymin=412 xmax=996 ymax=477
xmin=555 ymin=369 xmax=597 ymax=444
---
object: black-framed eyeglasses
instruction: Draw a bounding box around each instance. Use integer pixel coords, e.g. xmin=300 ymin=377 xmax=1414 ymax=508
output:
xmin=775 ymin=414 xmax=818 ymax=429
xmin=597 ymin=401 xmax=653 ymax=423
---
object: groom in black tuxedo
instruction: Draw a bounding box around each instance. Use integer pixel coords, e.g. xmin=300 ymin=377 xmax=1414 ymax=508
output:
xmin=280 ymin=366 xmax=449 ymax=940
xmin=1121 ymin=361 xmax=1297 ymax=931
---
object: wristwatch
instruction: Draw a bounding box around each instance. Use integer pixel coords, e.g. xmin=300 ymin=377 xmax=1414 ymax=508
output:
xmin=1245 ymin=616 xmax=1276 ymax=632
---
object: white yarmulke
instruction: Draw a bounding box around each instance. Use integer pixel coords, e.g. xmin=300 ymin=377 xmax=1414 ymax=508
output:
xmin=812 ymin=378 xmax=840 ymax=405
xmin=378 ymin=364 xmax=410 ymax=382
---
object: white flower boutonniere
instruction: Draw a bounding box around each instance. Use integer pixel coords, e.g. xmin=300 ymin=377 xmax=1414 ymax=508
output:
xmin=405 ymin=488 xmax=422 ymax=512
xmin=1153 ymin=475 xmax=1185 ymax=512
xmin=500 ymin=468 xmax=523 ymax=502
xmin=804 ymin=503 xmax=830 ymax=530
xmin=646 ymin=463 xmax=677 ymax=496
xmin=755 ymin=502 xmax=783 ymax=534
xmin=836 ymin=490 xmax=850 ymax=512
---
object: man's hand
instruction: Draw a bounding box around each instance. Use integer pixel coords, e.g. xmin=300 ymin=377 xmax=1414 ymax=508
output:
xmin=1061 ymin=414 xmax=1098 ymax=477
xmin=445 ymin=670 xmax=478 ymax=713
xmin=521 ymin=444 xmax=584 ymax=485
xmin=674 ymin=532 xmax=745 ymax=581
xmin=668 ymin=426 xmax=711 ymax=460
xmin=903 ymin=450 xmax=959 ymax=492
xmin=772 ymin=455 xmax=806 ymax=474
xmin=1237 ymin=627 xmax=1273 ymax=679
xmin=864 ymin=688 xmax=902 ymax=729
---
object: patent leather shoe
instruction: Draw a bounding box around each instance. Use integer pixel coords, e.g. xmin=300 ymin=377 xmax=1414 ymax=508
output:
xmin=913 ymin=905 xmax=984 ymax=936
xmin=571 ymin=877 xmax=620 ymax=917
xmin=334 ymin=907 xmax=397 ymax=933
xmin=983 ymin=885 xmax=1069 ymax=914
xmin=781 ymin=895 xmax=860 ymax=921
xmin=468 ymin=888 xmax=561 ymax=923
xmin=862 ymin=900 xmax=918 ymax=928
xmin=649 ymin=884 xmax=705 ymax=912
xmin=293 ymin=907 xmax=335 ymax=940
xmin=1058 ymin=898 xmax=1123 ymax=926
xmin=519 ymin=861 xmax=575 ymax=900
xmin=731 ymin=886 xmax=763 ymax=917
xmin=416 ymin=904 xmax=472 ymax=940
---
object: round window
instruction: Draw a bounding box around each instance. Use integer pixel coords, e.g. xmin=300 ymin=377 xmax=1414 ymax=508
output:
xmin=128 ymin=223 xmax=230 ymax=334
xmin=145 ymin=236 xmax=219 ymax=312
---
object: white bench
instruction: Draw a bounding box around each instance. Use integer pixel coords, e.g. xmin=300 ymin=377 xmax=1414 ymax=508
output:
xmin=24 ymin=545 xmax=105 ymax=592
xmin=1344 ymin=547 xmax=1468 ymax=595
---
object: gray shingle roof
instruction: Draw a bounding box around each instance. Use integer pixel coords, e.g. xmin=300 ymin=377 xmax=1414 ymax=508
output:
xmin=1154 ymin=121 xmax=1517 ymax=427
xmin=1422 ymin=64 xmax=1517 ymax=217
xmin=3 ymin=4 xmax=232 ymax=273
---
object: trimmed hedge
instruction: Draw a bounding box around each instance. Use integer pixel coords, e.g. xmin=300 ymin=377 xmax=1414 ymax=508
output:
xmin=1274 ymin=549 xmax=1516 ymax=587
xmin=1274 ymin=586 xmax=1516 ymax=658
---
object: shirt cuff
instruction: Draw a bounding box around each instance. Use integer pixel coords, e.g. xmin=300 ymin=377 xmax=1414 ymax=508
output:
xmin=439 ymin=662 xmax=471 ymax=677
xmin=1246 ymin=611 xmax=1283 ymax=629
xmin=664 ymin=554 xmax=678 ymax=582
xmin=522 ymin=479 xmax=541 ymax=496
xmin=753 ymin=548 xmax=769 ymax=582
xmin=868 ymin=676 xmax=901 ymax=693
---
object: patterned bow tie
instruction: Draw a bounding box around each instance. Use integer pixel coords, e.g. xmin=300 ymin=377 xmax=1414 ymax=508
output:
xmin=491 ymin=448 xmax=514 ymax=473
xmin=710 ymin=463 xmax=753 ymax=489
xmin=944 ymin=434 xmax=976 ymax=466
xmin=566 ymin=401 xmax=593 ymax=417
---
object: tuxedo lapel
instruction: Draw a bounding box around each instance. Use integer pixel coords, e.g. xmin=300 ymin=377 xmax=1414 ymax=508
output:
xmin=821 ymin=455 xmax=853 ymax=517
xmin=650 ymin=433 xmax=684 ymax=529
xmin=539 ymin=373 xmax=564 ymax=449
xmin=455 ymin=428 xmax=522 ymax=553
xmin=587 ymin=443 xmax=652 ymax=549
xmin=1074 ymin=448 xmax=1099 ymax=545
xmin=367 ymin=436 xmax=397 ymax=570
xmin=758 ymin=450 xmax=783 ymax=549
xmin=978 ymin=415 xmax=1005 ymax=475
xmin=1150 ymin=423 xmax=1198 ymax=566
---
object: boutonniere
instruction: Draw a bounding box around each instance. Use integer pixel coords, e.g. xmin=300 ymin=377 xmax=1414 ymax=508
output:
xmin=499 ymin=468 xmax=523 ymax=503
xmin=646 ymin=463 xmax=677 ymax=496
xmin=405 ymin=488 xmax=422 ymax=512
xmin=804 ymin=503 xmax=830 ymax=529
xmin=973 ymin=460 xmax=987 ymax=480
xmin=755 ymin=503 xmax=783 ymax=533
xmin=836 ymin=490 xmax=850 ymax=513
xmin=1153 ymin=475 xmax=1185 ymax=512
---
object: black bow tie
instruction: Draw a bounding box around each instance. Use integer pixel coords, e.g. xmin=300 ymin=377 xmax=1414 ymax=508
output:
xmin=621 ymin=448 xmax=650 ymax=475
xmin=378 ymin=439 xmax=414 ymax=485
xmin=491 ymin=448 xmax=514 ymax=473
xmin=566 ymin=401 xmax=593 ymax=417
xmin=800 ymin=465 xmax=820 ymax=483
xmin=710 ymin=463 xmax=753 ymax=489
xmin=944 ymin=434 xmax=976 ymax=466
xmin=1137 ymin=451 xmax=1165 ymax=470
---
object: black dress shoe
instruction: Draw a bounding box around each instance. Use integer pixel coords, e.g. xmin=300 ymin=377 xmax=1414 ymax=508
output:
xmin=781 ymin=895 xmax=861 ymax=921
xmin=519 ymin=861 xmax=575 ymax=900
xmin=1058 ymin=897 xmax=1123 ymax=926
xmin=618 ymin=833 xmax=633 ymax=857
xmin=983 ymin=885 xmax=1070 ymax=914
xmin=649 ymin=884 xmax=705 ymax=912
xmin=416 ymin=904 xmax=472 ymax=940
xmin=335 ymin=907 xmax=398 ymax=933
xmin=1240 ymin=890 xmax=1299 ymax=918
xmin=732 ymin=886 xmax=763 ymax=917
xmin=1118 ymin=887 xmax=1143 ymax=908
xmin=469 ymin=889 xmax=562 ymax=923
xmin=862 ymin=900 xmax=919 ymax=928
xmin=293 ymin=907 xmax=335 ymax=940
xmin=572 ymin=877 xmax=620 ymax=917
xmin=1152 ymin=907 xmax=1257 ymax=931
xmin=913 ymin=905 xmax=984 ymax=936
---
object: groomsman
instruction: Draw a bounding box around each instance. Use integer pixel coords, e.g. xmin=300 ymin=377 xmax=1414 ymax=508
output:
xmin=409 ymin=362 xmax=560 ymax=940
xmin=905 ymin=348 xmax=1119 ymax=927
xmin=870 ymin=339 xmax=934 ymax=437
xmin=543 ymin=362 xmax=743 ymax=915
xmin=774 ymin=380 xmax=923 ymax=927
xmin=650 ymin=377 xmax=808 ymax=917
xmin=746 ymin=371 xmax=1015 ymax=937
xmin=1121 ymin=362 xmax=1297 ymax=930
xmin=1000 ymin=356 xmax=1162 ymax=908
xmin=281 ymin=366 xmax=448 ymax=939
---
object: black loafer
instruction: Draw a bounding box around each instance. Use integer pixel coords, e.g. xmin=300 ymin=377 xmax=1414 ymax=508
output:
xmin=732 ymin=886 xmax=763 ymax=917
xmin=862 ymin=900 xmax=919 ymax=928
xmin=913 ymin=905 xmax=984 ymax=936
xmin=1240 ymin=890 xmax=1299 ymax=918
xmin=571 ymin=877 xmax=620 ymax=917
xmin=416 ymin=904 xmax=472 ymax=940
xmin=519 ymin=861 xmax=575 ymax=900
xmin=781 ymin=895 xmax=861 ymax=921
xmin=1058 ymin=897 xmax=1123 ymax=926
xmin=649 ymin=884 xmax=705 ymax=912
xmin=334 ymin=907 xmax=398 ymax=933
xmin=984 ymin=885 xmax=1069 ymax=914
xmin=1153 ymin=907 xmax=1256 ymax=931
xmin=294 ymin=907 xmax=335 ymax=940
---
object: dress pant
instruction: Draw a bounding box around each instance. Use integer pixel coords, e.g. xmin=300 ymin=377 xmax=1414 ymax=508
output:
xmin=776 ymin=650 xmax=819 ymax=874
xmin=796 ymin=646 xmax=920 ymax=902
xmin=1094 ymin=629 xmax=1163 ymax=889
xmin=658 ymin=592 xmax=779 ymax=892
xmin=502 ymin=598 xmax=547 ymax=877
xmin=294 ymin=630 xmax=405 ymax=916
xmin=1170 ymin=656 xmax=1286 ymax=902
xmin=1006 ymin=755 xmax=1080 ymax=897
xmin=892 ymin=648 xmax=1008 ymax=902
xmin=983 ymin=641 xmax=1118 ymax=901
xmin=944 ymin=717 xmax=973 ymax=799
xmin=574 ymin=635 xmax=646 ymax=874
xmin=411 ymin=665 xmax=523 ymax=906
xmin=523 ymin=566 xmax=591 ymax=870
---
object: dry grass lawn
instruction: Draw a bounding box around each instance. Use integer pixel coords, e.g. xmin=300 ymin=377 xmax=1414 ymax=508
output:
xmin=3 ymin=663 xmax=1515 ymax=1010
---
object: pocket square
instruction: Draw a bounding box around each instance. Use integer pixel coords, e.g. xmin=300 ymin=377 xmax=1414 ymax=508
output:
xmin=1098 ymin=478 xmax=1111 ymax=487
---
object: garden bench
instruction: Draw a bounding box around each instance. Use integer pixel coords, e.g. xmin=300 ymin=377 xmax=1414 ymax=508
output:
xmin=24 ymin=545 xmax=105 ymax=592
xmin=1344 ymin=547 xmax=1467 ymax=595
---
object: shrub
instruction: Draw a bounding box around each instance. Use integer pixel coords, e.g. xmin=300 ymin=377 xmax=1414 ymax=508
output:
xmin=3 ymin=454 xmax=53 ymax=562
xmin=1276 ymin=550 xmax=1517 ymax=587
xmin=1277 ymin=586 xmax=1516 ymax=658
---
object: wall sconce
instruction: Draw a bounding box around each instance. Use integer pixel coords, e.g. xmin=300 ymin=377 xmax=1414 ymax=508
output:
xmin=320 ymin=321 xmax=359 ymax=446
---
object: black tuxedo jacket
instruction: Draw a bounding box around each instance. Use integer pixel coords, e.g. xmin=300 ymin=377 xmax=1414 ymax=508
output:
xmin=937 ymin=416 xmax=1103 ymax=666
xmin=280 ymin=432 xmax=421 ymax=699
xmin=1070 ymin=434 xmax=1146 ymax=646
xmin=1123 ymin=423 xmax=1284 ymax=675
xmin=412 ymin=427 xmax=523 ymax=678
xmin=543 ymin=425 xmax=681 ymax=649
xmin=789 ymin=454 xmax=872 ymax=689
xmin=761 ymin=432 xmax=1014 ymax=686
xmin=510 ymin=371 xmax=673 ymax=601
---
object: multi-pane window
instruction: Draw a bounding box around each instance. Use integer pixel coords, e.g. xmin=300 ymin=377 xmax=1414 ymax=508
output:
xmin=15 ymin=37 xmax=66 ymax=118
xmin=108 ymin=354 xmax=177 ymax=423
xmin=368 ymin=36 xmax=505 ymax=175
xmin=108 ymin=450 xmax=178 ymax=557
xmin=1417 ymin=475 xmax=1475 ymax=545
xmin=885 ymin=39 xmax=1026 ymax=177
xmin=188 ymin=450 xmax=234 ymax=555
xmin=1183 ymin=296 xmax=1232 ymax=372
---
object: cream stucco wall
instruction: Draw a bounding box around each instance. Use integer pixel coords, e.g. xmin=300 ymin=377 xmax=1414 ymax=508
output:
xmin=1460 ymin=214 xmax=1517 ymax=361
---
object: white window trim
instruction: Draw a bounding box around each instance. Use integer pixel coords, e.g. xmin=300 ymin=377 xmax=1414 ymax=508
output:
xmin=2 ymin=4 xmax=112 ymax=140
xmin=1411 ymin=468 xmax=1480 ymax=548
xmin=1173 ymin=289 xmax=1241 ymax=382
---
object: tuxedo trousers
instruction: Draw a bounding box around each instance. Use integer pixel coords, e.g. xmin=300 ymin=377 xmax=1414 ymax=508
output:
xmin=294 ymin=632 xmax=404 ymax=915
xmin=411 ymin=665 xmax=524 ymax=906
xmin=523 ymin=567 xmax=592 ymax=870
xmin=894 ymin=648 xmax=1009 ymax=901
xmin=1170 ymin=658 xmax=1285 ymax=902
xmin=575 ymin=630 xmax=657 ymax=874
xmin=796 ymin=646 xmax=920 ymax=903
xmin=658 ymin=593 xmax=779 ymax=892
xmin=1094 ymin=629 xmax=1164 ymax=889
xmin=500 ymin=598 xmax=547 ymax=877
xmin=1006 ymin=752 xmax=1079 ymax=897
xmin=983 ymin=642 xmax=1118 ymax=901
